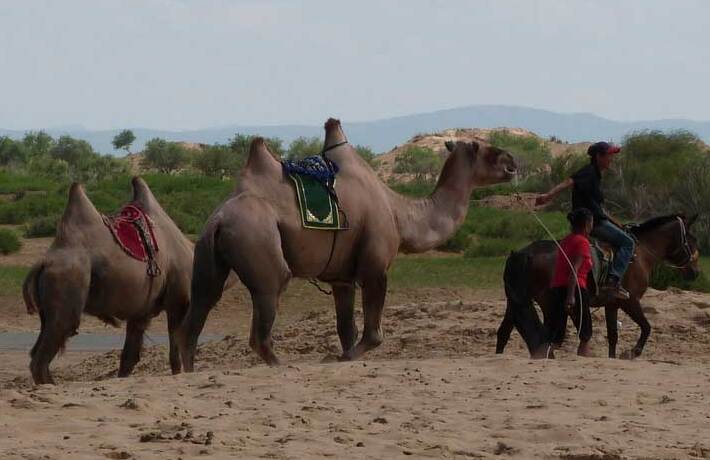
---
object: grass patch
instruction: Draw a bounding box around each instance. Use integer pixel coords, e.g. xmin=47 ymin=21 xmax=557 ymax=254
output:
xmin=0 ymin=266 xmax=29 ymax=294
xmin=389 ymin=256 xmax=504 ymax=290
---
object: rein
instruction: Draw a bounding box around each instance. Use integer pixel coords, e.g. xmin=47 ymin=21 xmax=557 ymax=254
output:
xmin=635 ymin=217 xmax=695 ymax=269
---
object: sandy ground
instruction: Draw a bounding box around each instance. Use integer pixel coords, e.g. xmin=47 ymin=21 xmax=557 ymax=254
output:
xmin=2 ymin=239 xmax=710 ymax=458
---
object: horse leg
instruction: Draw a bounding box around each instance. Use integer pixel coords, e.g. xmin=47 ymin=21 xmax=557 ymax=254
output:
xmin=495 ymin=301 xmax=515 ymax=354
xmin=118 ymin=318 xmax=149 ymax=377
xmin=605 ymin=306 xmax=619 ymax=358
xmin=342 ymin=272 xmax=386 ymax=361
xmin=333 ymin=282 xmax=358 ymax=355
xmin=620 ymin=300 xmax=651 ymax=359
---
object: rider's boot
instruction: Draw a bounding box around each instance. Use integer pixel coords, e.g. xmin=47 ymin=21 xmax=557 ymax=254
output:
xmin=602 ymin=276 xmax=630 ymax=300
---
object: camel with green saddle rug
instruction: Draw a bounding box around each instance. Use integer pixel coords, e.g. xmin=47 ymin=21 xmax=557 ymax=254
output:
xmin=177 ymin=118 xmax=518 ymax=369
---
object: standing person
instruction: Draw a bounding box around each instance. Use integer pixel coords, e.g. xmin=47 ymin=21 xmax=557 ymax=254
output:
xmin=546 ymin=208 xmax=595 ymax=357
xmin=536 ymin=141 xmax=633 ymax=300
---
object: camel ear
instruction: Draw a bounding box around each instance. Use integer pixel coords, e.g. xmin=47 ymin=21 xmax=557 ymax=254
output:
xmin=444 ymin=141 xmax=455 ymax=152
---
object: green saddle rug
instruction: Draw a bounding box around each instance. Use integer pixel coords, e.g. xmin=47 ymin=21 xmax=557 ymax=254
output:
xmin=289 ymin=173 xmax=343 ymax=230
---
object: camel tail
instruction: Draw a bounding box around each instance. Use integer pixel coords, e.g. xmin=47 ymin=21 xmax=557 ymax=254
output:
xmin=500 ymin=250 xmax=546 ymax=356
xmin=22 ymin=263 xmax=44 ymax=315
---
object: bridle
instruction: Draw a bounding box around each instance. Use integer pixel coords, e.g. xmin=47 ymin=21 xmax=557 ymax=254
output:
xmin=637 ymin=216 xmax=697 ymax=269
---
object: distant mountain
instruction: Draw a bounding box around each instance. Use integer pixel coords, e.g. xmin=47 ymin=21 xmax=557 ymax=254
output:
xmin=3 ymin=105 xmax=710 ymax=155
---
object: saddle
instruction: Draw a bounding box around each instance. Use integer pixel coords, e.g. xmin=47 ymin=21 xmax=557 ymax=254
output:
xmin=588 ymin=240 xmax=613 ymax=297
xmin=102 ymin=204 xmax=161 ymax=277
xmin=282 ymin=155 xmax=346 ymax=230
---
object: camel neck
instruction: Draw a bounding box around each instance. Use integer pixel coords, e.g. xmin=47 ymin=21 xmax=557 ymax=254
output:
xmin=391 ymin=162 xmax=473 ymax=253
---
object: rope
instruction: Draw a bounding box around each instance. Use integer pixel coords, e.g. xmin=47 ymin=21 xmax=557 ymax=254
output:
xmin=512 ymin=191 xmax=586 ymax=350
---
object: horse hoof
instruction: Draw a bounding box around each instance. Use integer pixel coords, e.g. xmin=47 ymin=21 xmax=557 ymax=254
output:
xmin=619 ymin=349 xmax=637 ymax=360
xmin=320 ymin=354 xmax=339 ymax=363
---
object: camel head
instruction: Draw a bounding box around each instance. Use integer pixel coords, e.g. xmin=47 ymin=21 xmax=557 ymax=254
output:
xmin=444 ymin=140 xmax=517 ymax=186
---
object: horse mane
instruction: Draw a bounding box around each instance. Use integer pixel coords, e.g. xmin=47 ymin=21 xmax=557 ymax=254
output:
xmin=628 ymin=214 xmax=683 ymax=236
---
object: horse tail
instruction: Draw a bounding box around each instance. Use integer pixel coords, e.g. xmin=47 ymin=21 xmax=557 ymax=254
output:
xmin=500 ymin=249 xmax=547 ymax=357
xmin=22 ymin=263 xmax=44 ymax=315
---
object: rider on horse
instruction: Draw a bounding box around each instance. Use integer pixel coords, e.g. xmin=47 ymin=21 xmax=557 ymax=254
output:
xmin=536 ymin=141 xmax=634 ymax=300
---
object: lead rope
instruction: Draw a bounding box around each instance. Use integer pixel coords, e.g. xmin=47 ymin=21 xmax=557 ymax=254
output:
xmin=512 ymin=190 xmax=585 ymax=359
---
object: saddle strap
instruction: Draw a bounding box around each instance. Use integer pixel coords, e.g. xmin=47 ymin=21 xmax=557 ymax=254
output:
xmin=133 ymin=216 xmax=161 ymax=277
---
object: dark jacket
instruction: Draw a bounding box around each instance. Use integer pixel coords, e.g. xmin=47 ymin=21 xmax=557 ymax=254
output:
xmin=571 ymin=162 xmax=607 ymax=223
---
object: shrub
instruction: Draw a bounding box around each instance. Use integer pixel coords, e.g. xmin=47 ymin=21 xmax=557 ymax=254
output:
xmin=24 ymin=216 xmax=58 ymax=238
xmin=393 ymin=146 xmax=442 ymax=180
xmin=286 ymin=137 xmax=322 ymax=161
xmin=464 ymin=237 xmax=523 ymax=258
xmin=649 ymin=264 xmax=710 ymax=293
xmin=488 ymin=130 xmax=551 ymax=178
xmin=142 ymin=138 xmax=190 ymax=173
xmin=0 ymin=228 xmax=22 ymax=254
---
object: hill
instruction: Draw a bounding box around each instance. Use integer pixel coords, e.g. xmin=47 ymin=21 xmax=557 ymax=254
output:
xmin=3 ymin=105 xmax=710 ymax=155
xmin=374 ymin=127 xmax=590 ymax=181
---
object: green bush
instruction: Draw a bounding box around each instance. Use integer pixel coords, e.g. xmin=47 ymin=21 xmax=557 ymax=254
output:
xmin=488 ymin=130 xmax=551 ymax=178
xmin=393 ymin=146 xmax=442 ymax=180
xmin=24 ymin=215 xmax=59 ymax=238
xmin=0 ymin=228 xmax=22 ymax=254
xmin=464 ymin=237 xmax=523 ymax=258
xmin=649 ymin=263 xmax=710 ymax=293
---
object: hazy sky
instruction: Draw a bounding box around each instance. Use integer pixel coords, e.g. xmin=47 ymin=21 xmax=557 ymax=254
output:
xmin=1 ymin=0 xmax=709 ymax=130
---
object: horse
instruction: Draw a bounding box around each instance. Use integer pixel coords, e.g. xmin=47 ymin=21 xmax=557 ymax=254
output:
xmin=495 ymin=214 xmax=700 ymax=359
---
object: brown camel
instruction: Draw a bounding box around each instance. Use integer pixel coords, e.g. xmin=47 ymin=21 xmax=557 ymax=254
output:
xmin=178 ymin=118 xmax=517 ymax=370
xmin=495 ymin=214 xmax=700 ymax=359
xmin=23 ymin=177 xmax=194 ymax=384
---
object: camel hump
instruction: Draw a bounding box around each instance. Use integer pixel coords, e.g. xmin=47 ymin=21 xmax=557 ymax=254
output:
xmin=323 ymin=117 xmax=348 ymax=152
xmin=61 ymin=182 xmax=102 ymax=227
xmin=131 ymin=176 xmax=161 ymax=213
xmin=244 ymin=137 xmax=281 ymax=176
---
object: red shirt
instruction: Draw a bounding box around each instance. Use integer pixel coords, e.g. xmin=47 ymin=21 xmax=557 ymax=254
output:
xmin=551 ymin=233 xmax=592 ymax=289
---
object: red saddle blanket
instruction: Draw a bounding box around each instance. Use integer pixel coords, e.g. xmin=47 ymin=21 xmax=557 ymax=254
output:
xmin=102 ymin=204 xmax=160 ymax=276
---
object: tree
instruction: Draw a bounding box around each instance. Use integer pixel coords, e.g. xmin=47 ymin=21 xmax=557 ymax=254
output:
xmin=0 ymin=137 xmax=27 ymax=167
xmin=393 ymin=146 xmax=443 ymax=181
xmin=142 ymin=138 xmax=189 ymax=173
xmin=112 ymin=129 xmax=136 ymax=154
xmin=22 ymin=131 xmax=55 ymax=158
xmin=193 ymin=144 xmax=239 ymax=178
xmin=50 ymin=135 xmax=94 ymax=168
xmin=229 ymin=134 xmax=285 ymax=162
xmin=286 ymin=136 xmax=322 ymax=161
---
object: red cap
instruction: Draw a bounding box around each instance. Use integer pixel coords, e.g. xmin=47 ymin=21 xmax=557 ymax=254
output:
xmin=588 ymin=141 xmax=621 ymax=156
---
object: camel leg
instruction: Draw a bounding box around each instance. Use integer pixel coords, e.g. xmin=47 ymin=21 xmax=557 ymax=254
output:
xmin=118 ymin=318 xmax=149 ymax=377
xmin=342 ymin=273 xmax=386 ymax=361
xmin=332 ymin=283 xmax=358 ymax=354
xmin=178 ymin=236 xmax=230 ymax=373
xmin=620 ymin=300 xmax=651 ymax=359
xmin=29 ymin=270 xmax=85 ymax=385
xmin=30 ymin=309 xmax=81 ymax=384
xmin=248 ymin=292 xmax=281 ymax=365
xmin=167 ymin=303 xmax=188 ymax=375
xmin=605 ymin=306 xmax=619 ymax=358
xmin=495 ymin=301 xmax=515 ymax=354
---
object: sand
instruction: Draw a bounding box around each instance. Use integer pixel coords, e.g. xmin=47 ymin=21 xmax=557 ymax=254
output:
xmin=2 ymin=284 xmax=710 ymax=459
xmin=3 ymin=238 xmax=710 ymax=458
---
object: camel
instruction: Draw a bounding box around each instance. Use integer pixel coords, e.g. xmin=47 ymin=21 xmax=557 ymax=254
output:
xmin=178 ymin=119 xmax=517 ymax=370
xmin=23 ymin=177 xmax=194 ymax=384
